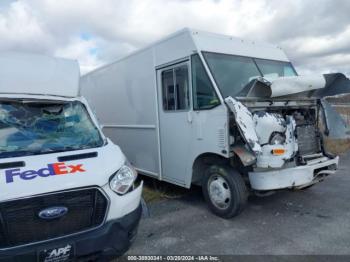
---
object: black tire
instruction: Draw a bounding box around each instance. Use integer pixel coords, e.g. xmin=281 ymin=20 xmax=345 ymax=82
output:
xmin=202 ymin=165 xmax=248 ymax=218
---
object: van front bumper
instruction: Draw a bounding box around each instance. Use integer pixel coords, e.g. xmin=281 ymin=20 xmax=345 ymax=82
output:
xmin=0 ymin=204 xmax=142 ymax=262
xmin=248 ymin=156 xmax=339 ymax=190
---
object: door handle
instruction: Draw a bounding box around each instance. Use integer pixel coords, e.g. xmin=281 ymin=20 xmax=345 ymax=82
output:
xmin=187 ymin=111 xmax=193 ymax=123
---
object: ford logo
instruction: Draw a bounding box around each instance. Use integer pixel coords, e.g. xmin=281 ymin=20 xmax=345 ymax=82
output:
xmin=38 ymin=206 xmax=68 ymax=220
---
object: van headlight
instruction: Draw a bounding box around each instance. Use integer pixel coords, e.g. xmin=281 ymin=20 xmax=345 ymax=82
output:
xmin=269 ymin=132 xmax=286 ymax=145
xmin=109 ymin=162 xmax=137 ymax=195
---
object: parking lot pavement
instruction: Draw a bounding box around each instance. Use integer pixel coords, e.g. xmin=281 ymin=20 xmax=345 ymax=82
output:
xmin=127 ymin=152 xmax=350 ymax=255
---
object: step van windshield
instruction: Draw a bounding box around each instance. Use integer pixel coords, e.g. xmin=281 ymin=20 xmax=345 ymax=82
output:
xmin=202 ymin=52 xmax=297 ymax=97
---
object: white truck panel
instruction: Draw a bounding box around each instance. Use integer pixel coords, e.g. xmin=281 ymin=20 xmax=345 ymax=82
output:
xmin=81 ymin=49 xmax=161 ymax=175
xmin=153 ymin=30 xmax=197 ymax=66
xmin=191 ymin=29 xmax=289 ymax=62
xmin=0 ymin=52 xmax=80 ymax=97
xmin=270 ymin=75 xmax=326 ymax=97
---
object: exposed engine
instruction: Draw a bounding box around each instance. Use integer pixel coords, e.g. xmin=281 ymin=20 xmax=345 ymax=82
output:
xmin=253 ymin=111 xmax=297 ymax=168
xmin=252 ymin=108 xmax=320 ymax=168
xmin=226 ymin=97 xmax=322 ymax=169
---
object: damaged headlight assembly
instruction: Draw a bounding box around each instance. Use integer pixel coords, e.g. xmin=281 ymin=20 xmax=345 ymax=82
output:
xmin=109 ymin=161 xmax=137 ymax=195
xmin=269 ymin=132 xmax=286 ymax=145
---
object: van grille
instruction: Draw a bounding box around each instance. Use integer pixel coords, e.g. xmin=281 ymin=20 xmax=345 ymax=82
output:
xmin=0 ymin=188 xmax=108 ymax=249
xmin=297 ymin=124 xmax=321 ymax=155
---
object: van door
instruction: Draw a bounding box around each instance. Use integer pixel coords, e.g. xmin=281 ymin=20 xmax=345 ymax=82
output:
xmin=157 ymin=61 xmax=192 ymax=186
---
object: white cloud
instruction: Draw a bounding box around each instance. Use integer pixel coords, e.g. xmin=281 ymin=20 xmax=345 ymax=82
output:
xmin=0 ymin=1 xmax=53 ymax=53
xmin=54 ymin=37 xmax=103 ymax=74
xmin=0 ymin=0 xmax=349 ymax=76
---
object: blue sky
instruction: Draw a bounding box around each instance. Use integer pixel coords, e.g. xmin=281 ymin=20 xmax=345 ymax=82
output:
xmin=0 ymin=0 xmax=349 ymax=75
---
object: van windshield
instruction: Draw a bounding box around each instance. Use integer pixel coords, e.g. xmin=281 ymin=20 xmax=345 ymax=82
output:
xmin=203 ymin=52 xmax=297 ymax=97
xmin=0 ymin=100 xmax=104 ymax=158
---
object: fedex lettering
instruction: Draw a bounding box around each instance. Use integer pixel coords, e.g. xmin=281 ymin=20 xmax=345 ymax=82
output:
xmin=5 ymin=163 xmax=85 ymax=183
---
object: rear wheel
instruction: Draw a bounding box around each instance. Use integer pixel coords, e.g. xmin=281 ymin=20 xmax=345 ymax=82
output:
xmin=202 ymin=165 xmax=248 ymax=218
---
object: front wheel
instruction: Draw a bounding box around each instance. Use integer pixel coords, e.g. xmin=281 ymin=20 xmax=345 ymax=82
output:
xmin=202 ymin=165 xmax=248 ymax=219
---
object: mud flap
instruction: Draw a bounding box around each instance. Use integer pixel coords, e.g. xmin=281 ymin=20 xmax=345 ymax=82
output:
xmin=320 ymin=99 xmax=350 ymax=139
xmin=225 ymin=97 xmax=261 ymax=154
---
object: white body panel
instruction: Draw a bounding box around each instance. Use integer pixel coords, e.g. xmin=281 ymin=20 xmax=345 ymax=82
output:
xmin=270 ymin=75 xmax=326 ymax=97
xmin=0 ymin=141 xmax=123 ymax=201
xmin=225 ymin=97 xmax=261 ymax=153
xmin=192 ymin=30 xmax=289 ymax=62
xmin=249 ymin=156 xmax=339 ymax=190
xmin=0 ymin=52 xmax=80 ymax=97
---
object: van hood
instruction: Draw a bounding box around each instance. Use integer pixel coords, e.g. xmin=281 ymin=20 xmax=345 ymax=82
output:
xmin=238 ymin=73 xmax=350 ymax=98
xmin=0 ymin=142 xmax=125 ymax=201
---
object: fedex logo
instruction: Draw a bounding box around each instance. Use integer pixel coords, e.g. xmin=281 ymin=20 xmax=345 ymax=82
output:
xmin=5 ymin=162 xmax=85 ymax=183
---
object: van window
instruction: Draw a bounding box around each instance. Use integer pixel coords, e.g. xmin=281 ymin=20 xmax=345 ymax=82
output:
xmin=203 ymin=52 xmax=261 ymax=97
xmin=161 ymin=64 xmax=189 ymax=111
xmin=162 ymin=69 xmax=175 ymax=110
xmin=254 ymin=58 xmax=297 ymax=80
xmin=191 ymin=54 xmax=220 ymax=110
xmin=203 ymin=52 xmax=298 ymax=98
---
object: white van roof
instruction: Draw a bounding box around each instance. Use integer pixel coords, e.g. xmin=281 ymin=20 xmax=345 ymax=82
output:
xmin=86 ymin=28 xmax=289 ymax=76
xmin=0 ymin=52 xmax=80 ymax=97
xmin=188 ymin=28 xmax=289 ymax=61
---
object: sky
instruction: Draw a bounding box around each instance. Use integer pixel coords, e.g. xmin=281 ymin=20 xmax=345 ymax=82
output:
xmin=0 ymin=0 xmax=349 ymax=75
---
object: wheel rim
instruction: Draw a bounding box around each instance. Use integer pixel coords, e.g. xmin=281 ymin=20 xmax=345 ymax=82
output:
xmin=208 ymin=174 xmax=231 ymax=210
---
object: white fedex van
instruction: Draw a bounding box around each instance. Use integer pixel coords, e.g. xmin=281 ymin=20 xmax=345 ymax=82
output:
xmin=0 ymin=52 xmax=142 ymax=261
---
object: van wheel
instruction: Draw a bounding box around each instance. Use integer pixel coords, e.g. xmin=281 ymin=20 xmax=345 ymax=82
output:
xmin=202 ymin=165 xmax=247 ymax=218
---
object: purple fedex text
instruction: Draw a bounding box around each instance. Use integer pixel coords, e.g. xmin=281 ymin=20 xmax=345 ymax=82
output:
xmin=5 ymin=162 xmax=85 ymax=183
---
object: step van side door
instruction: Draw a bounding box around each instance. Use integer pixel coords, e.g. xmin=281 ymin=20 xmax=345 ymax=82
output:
xmin=156 ymin=61 xmax=193 ymax=186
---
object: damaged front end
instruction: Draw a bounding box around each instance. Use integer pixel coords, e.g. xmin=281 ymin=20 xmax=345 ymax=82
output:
xmin=226 ymin=73 xmax=350 ymax=191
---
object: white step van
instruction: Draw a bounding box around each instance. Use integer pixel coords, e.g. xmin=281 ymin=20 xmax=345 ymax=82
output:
xmin=0 ymin=52 xmax=142 ymax=261
xmin=81 ymin=28 xmax=350 ymax=218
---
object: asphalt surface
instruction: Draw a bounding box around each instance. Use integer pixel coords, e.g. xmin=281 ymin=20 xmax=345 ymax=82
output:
xmin=128 ymin=152 xmax=350 ymax=255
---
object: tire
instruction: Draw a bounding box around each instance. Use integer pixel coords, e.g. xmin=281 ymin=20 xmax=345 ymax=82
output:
xmin=202 ymin=165 xmax=248 ymax=218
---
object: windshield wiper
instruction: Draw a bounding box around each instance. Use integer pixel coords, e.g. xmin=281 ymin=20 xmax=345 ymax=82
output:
xmin=0 ymin=161 xmax=25 ymax=169
xmin=39 ymin=145 xmax=96 ymax=155
xmin=0 ymin=143 xmax=104 ymax=159
xmin=0 ymin=150 xmax=42 ymax=159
